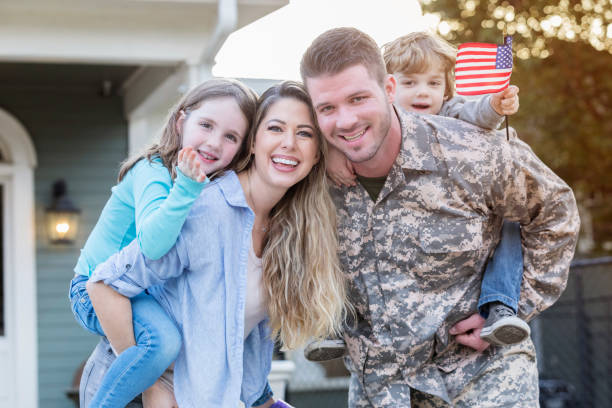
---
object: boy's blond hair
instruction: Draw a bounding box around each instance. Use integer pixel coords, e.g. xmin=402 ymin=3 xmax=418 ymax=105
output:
xmin=383 ymin=31 xmax=457 ymax=99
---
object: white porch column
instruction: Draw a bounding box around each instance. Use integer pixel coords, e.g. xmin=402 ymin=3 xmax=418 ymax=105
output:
xmin=269 ymin=360 xmax=296 ymax=400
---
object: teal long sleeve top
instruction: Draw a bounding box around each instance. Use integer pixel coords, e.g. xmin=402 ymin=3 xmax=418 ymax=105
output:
xmin=74 ymin=157 xmax=207 ymax=277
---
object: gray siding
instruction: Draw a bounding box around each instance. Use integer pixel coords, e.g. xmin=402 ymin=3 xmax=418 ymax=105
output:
xmin=0 ymin=88 xmax=127 ymax=408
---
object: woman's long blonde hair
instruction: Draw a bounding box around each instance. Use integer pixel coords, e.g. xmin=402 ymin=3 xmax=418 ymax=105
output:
xmin=117 ymin=78 xmax=258 ymax=182
xmin=235 ymin=81 xmax=350 ymax=349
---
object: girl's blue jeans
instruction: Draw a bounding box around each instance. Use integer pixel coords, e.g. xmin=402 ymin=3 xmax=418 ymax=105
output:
xmin=69 ymin=274 xmax=273 ymax=407
xmin=478 ymin=220 xmax=524 ymax=316
xmin=69 ymin=274 xmax=182 ymax=407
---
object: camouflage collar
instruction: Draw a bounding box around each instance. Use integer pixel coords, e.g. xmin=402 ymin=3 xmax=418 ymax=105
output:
xmin=394 ymin=105 xmax=439 ymax=172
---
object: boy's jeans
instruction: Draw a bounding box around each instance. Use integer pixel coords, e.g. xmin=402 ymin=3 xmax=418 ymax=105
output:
xmin=69 ymin=274 xmax=182 ymax=407
xmin=478 ymin=221 xmax=523 ymax=315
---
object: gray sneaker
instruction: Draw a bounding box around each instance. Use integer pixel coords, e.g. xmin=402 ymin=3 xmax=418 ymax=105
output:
xmin=480 ymin=303 xmax=531 ymax=346
xmin=304 ymin=338 xmax=347 ymax=361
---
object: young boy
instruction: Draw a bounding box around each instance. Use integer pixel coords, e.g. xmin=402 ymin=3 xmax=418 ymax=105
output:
xmin=305 ymin=31 xmax=530 ymax=362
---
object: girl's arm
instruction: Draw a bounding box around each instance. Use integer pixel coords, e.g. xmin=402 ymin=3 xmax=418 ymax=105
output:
xmin=133 ymin=148 xmax=207 ymax=260
xmin=87 ymin=149 xmax=204 ymax=355
xmin=326 ymin=143 xmax=357 ymax=187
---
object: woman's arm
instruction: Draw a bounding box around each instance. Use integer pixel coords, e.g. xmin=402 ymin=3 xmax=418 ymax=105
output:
xmin=86 ymin=232 xmax=189 ymax=362
xmin=89 ymin=232 xmax=191 ymax=298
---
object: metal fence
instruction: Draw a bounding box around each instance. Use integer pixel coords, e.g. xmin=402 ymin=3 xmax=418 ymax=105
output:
xmin=285 ymin=257 xmax=612 ymax=407
xmin=535 ymin=256 xmax=612 ymax=408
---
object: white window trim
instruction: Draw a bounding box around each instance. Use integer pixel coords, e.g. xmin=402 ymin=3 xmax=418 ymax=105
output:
xmin=0 ymin=108 xmax=37 ymax=408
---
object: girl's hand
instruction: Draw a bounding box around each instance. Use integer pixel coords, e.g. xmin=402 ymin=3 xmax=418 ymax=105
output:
xmin=327 ymin=144 xmax=357 ymax=187
xmin=178 ymin=147 xmax=207 ymax=183
xmin=490 ymin=85 xmax=519 ymax=116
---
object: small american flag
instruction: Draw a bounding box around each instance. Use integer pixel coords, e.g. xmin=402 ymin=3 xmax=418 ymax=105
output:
xmin=455 ymin=36 xmax=513 ymax=96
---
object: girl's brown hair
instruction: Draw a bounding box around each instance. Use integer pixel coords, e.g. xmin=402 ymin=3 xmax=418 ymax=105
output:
xmin=118 ymin=78 xmax=258 ymax=182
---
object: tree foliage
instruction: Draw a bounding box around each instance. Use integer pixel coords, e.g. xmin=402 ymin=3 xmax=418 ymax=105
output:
xmin=422 ymin=0 xmax=612 ymax=57
xmin=422 ymin=0 xmax=612 ymax=254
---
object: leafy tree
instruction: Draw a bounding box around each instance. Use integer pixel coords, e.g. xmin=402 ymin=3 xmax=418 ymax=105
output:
xmin=422 ymin=0 xmax=612 ymax=254
xmin=421 ymin=0 xmax=611 ymax=56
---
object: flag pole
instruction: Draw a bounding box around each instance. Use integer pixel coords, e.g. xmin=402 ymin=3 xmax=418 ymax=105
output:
xmin=503 ymin=29 xmax=510 ymax=141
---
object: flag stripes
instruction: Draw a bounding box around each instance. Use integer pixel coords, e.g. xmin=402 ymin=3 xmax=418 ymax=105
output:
xmin=455 ymin=36 xmax=513 ymax=95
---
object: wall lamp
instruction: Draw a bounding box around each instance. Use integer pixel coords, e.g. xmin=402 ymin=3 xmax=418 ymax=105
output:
xmin=46 ymin=179 xmax=80 ymax=245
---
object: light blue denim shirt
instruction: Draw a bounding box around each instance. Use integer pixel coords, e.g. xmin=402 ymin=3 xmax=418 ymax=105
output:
xmin=89 ymin=171 xmax=273 ymax=408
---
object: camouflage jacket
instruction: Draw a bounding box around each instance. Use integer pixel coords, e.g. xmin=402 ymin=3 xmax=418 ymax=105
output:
xmin=330 ymin=107 xmax=580 ymax=404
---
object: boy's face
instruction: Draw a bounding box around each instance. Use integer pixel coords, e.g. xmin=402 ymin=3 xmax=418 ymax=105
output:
xmin=393 ymin=66 xmax=447 ymax=115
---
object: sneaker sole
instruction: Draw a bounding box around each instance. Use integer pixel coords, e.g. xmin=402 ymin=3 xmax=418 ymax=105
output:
xmin=304 ymin=340 xmax=346 ymax=361
xmin=480 ymin=317 xmax=531 ymax=346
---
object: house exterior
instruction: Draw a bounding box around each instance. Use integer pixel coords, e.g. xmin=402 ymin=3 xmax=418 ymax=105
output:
xmin=0 ymin=1 xmax=287 ymax=406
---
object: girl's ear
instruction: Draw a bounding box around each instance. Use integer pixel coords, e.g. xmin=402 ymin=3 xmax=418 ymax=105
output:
xmin=175 ymin=110 xmax=187 ymax=136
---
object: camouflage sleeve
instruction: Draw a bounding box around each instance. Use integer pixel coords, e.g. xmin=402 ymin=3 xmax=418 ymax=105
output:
xmin=439 ymin=95 xmax=504 ymax=130
xmin=488 ymin=128 xmax=580 ymax=321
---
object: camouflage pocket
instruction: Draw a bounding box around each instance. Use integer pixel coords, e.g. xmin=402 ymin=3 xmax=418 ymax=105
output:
xmin=418 ymin=217 xmax=483 ymax=254
xmin=412 ymin=217 xmax=483 ymax=287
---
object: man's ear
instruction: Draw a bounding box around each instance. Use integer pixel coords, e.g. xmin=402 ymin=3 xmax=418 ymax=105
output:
xmin=384 ymin=74 xmax=396 ymax=104
xmin=175 ymin=110 xmax=186 ymax=135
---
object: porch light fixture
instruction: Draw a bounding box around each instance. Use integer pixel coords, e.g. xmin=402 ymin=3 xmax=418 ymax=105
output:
xmin=46 ymin=179 xmax=80 ymax=244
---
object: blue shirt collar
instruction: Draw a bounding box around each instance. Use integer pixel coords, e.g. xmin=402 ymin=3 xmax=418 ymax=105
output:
xmin=214 ymin=171 xmax=251 ymax=210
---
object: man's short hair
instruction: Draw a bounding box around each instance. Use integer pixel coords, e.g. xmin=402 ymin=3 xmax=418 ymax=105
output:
xmin=383 ymin=31 xmax=457 ymax=99
xmin=300 ymin=27 xmax=387 ymax=86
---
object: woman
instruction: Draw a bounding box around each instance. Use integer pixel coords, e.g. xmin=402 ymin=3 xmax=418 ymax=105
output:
xmin=84 ymin=81 xmax=349 ymax=407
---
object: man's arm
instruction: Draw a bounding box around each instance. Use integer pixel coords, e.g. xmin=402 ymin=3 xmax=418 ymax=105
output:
xmin=490 ymin=128 xmax=580 ymax=321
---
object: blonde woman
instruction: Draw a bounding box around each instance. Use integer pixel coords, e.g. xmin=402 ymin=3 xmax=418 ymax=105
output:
xmin=86 ymin=81 xmax=349 ymax=407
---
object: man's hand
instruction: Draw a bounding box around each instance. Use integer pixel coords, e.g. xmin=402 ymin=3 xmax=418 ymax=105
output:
xmin=449 ymin=313 xmax=490 ymax=352
xmin=177 ymin=146 xmax=207 ymax=183
xmin=490 ymin=85 xmax=519 ymax=116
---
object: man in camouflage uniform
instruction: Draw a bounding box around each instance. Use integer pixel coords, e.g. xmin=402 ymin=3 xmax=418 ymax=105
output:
xmin=300 ymin=28 xmax=579 ymax=407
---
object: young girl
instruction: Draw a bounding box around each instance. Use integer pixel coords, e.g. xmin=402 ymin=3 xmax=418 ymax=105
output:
xmin=85 ymin=81 xmax=349 ymax=407
xmin=69 ymin=78 xmax=260 ymax=407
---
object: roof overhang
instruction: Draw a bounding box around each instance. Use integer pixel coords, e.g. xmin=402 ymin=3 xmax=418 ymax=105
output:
xmin=0 ymin=0 xmax=288 ymax=65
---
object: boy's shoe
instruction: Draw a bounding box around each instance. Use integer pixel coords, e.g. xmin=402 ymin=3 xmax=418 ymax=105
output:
xmin=480 ymin=303 xmax=531 ymax=346
xmin=304 ymin=338 xmax=347 ymax=361
xmin=270 ymin=400 xmax=295 ymax=408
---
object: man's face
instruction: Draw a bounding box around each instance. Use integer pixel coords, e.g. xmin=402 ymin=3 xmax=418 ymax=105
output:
xmin=306 ymin=64 xmax=395 ymax=165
